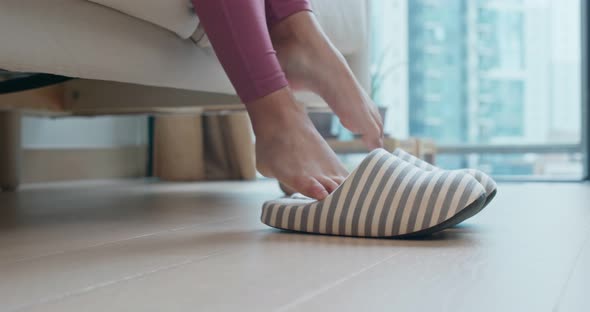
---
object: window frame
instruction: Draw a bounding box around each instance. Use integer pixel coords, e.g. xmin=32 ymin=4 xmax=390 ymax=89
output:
xmin=583 ymin=0 xmax=589 ymax=180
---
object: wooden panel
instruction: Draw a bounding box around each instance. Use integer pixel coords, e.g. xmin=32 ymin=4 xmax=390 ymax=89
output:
xmin=0 ymin=78 xmax=333 ymax=117
xmin=326 ymin=136 xmax=399 ymax=154
xmin=421 ymin=138 xmax=437 ymax=165
xmin=0 ymin=84 xmax=66 ymax=114
xmin=0 ymin=79 xmax=244 ymax=116
xmin=64 ymin=79 xmax=242 ymax=114
xmin=398 ymin=137 xmax=419 ymax=156
xmin=67 ymin=105 xmax=246 ymax=116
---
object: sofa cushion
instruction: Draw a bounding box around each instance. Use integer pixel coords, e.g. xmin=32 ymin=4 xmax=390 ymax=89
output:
xmin=0 ymin=0 xmax=234 ymax=93
xmin=87 ymin=0 xmax=198 ymax=39
xmin=87 ymin=0 xmax=366 ymax=54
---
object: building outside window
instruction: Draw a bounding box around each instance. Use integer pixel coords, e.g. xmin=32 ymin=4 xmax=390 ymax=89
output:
xmin=370 ymin=0 xmax=583 ymax=179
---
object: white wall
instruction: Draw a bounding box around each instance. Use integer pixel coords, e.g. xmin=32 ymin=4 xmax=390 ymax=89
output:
xmin=22 ymin=116 xmax=148 ymax=149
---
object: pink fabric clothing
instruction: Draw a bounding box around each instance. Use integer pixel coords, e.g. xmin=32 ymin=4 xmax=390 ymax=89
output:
xmin=191 ymin=0 xmax=311 ymax=103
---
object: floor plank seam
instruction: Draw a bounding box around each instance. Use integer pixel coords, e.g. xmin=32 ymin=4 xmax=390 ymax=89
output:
xmin=6 ymin=250 xmax=230 ymax=312
xmin=275 ymin=252 xmax=400 ymax=312
xmin=552 ymin=227 xmax=590 ymax=312
xmin=0 ymin=216 xmax=243 ymax=266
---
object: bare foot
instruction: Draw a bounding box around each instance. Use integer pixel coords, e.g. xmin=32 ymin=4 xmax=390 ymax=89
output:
xmin=247 ymin=88 xmax=348 ymax=200
xmin=271 ymin=12 xmax=384 ymax=150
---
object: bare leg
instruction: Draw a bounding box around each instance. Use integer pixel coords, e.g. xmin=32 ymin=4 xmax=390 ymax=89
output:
xmin=192 ymin=0 xmax=347 ymax=199
xmin=270 ymin=12 xmax=384 ymax=149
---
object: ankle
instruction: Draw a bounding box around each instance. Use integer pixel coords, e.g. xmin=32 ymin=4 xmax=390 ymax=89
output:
xmin=246 ymin=88 xmax=307 ymax=138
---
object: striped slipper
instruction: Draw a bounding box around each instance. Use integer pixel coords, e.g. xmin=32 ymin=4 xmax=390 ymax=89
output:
xmin=261 ymin=149 xmax=486 ymax=238
xmin=393 ymin=148 xmax=498 ymax=208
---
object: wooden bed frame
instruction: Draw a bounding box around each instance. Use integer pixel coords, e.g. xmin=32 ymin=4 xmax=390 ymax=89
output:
xmin=0 ymin=78 xmax=243 ymax=191
xmin=0 ymin=78 xmax=437 ymax=192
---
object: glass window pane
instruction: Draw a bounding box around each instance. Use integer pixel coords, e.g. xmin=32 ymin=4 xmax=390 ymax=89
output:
xmin=369 ymin=0 xmax=583 ymax=179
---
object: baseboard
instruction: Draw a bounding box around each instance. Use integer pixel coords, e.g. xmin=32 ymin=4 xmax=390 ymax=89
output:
xmin=22 ymin=146 xmax=147 ymax=183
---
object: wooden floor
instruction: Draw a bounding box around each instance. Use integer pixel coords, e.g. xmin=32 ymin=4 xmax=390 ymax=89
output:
xmin=0 ymin=180 xmax=589 ymax=312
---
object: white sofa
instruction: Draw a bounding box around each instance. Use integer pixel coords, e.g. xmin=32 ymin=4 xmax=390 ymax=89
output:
xmin=0 ymin=0 xmax=370 ymax=95
xmin=0 ymin=0 xmax=370 ymax=191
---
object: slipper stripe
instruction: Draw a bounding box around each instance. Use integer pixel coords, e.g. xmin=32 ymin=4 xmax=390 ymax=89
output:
xmin=355 ymin=156 xmax=399 ymax=236
xmin=392 ymin=149 xmax=498 ymax=204
xmin=398 ymin=170 xmax=430 ymax=234
xmin=430 ymin=171 xmax=460 ymax=227
xmin=303 ymin=202 xmax=317 ymax=232
xmin=374 ymin=164 xmax=415 ymax=236
xmin=332 ymin=151 xmax=383 ymax=235
xmin=294 ymin=204 xmax=304 ymax=232
xmin=388 ymin=168 xmax=424 ymax=235
xmin=420 ymin=171 xmax=451 ymax=228
xmin=445 ymin=174 xmax=473 ymax=221
xmin=363 ymin=159 xmax=406 ymax=237
xmin=436 ymin=173 xmax=466 ymax=225
xmin=409 ymin=170 xmax=445 ymax=232
xmin=344 ymin=152 xmax=390 ymax=236
xmin=454 ymin=179 xmax=479 ymax=218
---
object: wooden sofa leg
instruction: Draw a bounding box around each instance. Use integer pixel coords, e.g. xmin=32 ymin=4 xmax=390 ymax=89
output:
xmin=0 ymin=111 xmax=22 ymax=191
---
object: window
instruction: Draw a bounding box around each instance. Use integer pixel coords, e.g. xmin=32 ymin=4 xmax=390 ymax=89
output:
xmin=370 ymin=0 xmax=584 ymax=179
